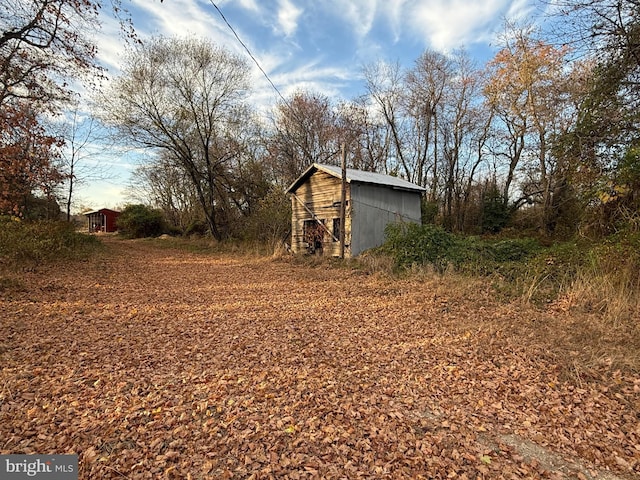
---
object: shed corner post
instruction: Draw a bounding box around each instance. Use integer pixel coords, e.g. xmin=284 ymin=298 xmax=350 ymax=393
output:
xmin=339 ymin=143 xmax=347 ymax=259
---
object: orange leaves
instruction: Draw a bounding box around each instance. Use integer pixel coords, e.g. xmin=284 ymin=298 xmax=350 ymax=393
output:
xmin=0 ymin=239 xmax=638 ymax=478
xmin=0 ymin=103 xmax=66 ymax=216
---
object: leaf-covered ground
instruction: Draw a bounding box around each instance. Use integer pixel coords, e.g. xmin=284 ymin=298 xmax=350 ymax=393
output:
xmin=1 ymin=238 xmax=638 ymax=479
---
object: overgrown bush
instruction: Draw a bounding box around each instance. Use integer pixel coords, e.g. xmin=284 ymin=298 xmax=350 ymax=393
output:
xmin=444 ymin=236 xmax=540 ymax=277
xmin=0 ymin=217 xmax=101 ymax=268
xmin=234 ymin=188 xmax=291 ymax=249
xmin=481 ymin=186 xmax=511 ymax=233
xmin=116 ymin=204 xmax=167 ymax=238
xmin=381 ymin=222 xmax=541 ymax=274
xmin=382 ymin=223 xmax=455 ymax=273
xmin=421 ymin=199 xmax=439 ymax=224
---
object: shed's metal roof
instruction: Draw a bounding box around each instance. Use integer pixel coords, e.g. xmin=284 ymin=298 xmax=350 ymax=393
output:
xmin=286 ymin=163 xmax=426 ymax=193
xmin=83 ymin=208 xmax=120 ymax=216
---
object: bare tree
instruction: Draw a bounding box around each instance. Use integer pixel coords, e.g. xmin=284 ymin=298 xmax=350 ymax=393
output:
xmin=266 ymin=91 xmax=342 ymax=187
xmin=437 ymin=52 xmax=490 ymax=231
xmin=97 ymin=36 xmax=251 ymax=240
xmin=126 ymin=152 xmax=202 ymax=231
xmin=55 ymin=100 xmax=118 ymax=220
xmin=364 ymin=52 xmax=490 ymax=231
xmin=363 ymin=60 xmax=413 ymax=180
xmin=405 ymin=50 xmax=453 ymax=195
xmin=336 ymin=97 xmax=391 ymax=173
xmin=0 ymin=0 xmax=103 ymax=111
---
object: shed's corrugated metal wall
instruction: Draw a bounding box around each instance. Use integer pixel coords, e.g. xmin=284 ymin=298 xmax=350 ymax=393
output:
xmin=349 ymin=184 xmax=422 ymax=256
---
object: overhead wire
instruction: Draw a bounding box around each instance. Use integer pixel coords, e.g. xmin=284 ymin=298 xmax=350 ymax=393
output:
xmin=208 ymin=1 xmax=345 ymax=171
xmin=208 ymin=0 xmax=289 ymax=107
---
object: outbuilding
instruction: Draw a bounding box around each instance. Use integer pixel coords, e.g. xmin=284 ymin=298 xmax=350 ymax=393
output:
xmin=85 ymin=208 xmax=120 ymax=233
xmin=286 ymin=163 xmax=425 ymax=257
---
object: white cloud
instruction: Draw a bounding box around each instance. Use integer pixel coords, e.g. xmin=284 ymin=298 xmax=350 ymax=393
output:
xmin=408 ymin=0 xmax=511 ymax=52
xmin=130 ymin=0 xmax=221 ymax=39
xmin=506 ymin=0 xmax=537 ymax=22
xmin=244 ymin=54 xmax=357 ymax=105
xmin=92 ymin=13 xmax=129 ymax=75
xmin=380 ymin=0 xmax=410 ymax=42
xmin=227 ymin=0 xmax=261 ymax=13
xmin=276 ymin=0 xmax=303 ymax=37
xmin=270 ymin=59 xmax=356 ymax=100
xmin=128 ymin=0 xmax=267 ymax=62
xmin=74 ymin=181 xmax=128 ymax=211
xmin=332 ymin=0 xmax=378 ymax=40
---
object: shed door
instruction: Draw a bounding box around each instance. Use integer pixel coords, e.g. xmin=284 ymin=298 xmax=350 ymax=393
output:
xmin=303 ymin=219 xmax=325 ymax=253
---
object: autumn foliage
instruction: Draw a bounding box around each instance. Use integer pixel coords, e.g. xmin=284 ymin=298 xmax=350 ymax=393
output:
xmin=0 ymin=103 xmax=64 ymax=216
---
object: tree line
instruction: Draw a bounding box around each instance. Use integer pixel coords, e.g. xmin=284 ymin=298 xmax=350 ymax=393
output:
xmin=1 ymin=0 xmax=639 ymax=243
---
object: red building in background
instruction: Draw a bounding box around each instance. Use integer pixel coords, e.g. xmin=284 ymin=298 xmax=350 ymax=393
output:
xmin=85 ymin=208 xmax=120 ymax=233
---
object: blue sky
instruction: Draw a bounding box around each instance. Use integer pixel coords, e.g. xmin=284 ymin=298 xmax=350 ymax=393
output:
xmin=75 ymin=0 xmax=543 ymax=211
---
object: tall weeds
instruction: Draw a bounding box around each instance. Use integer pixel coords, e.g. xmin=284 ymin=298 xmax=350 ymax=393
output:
xmin=0 ymin=217 xmax=101 ymax=269
xmin=559 ymin=236 xmax=640 ymax=325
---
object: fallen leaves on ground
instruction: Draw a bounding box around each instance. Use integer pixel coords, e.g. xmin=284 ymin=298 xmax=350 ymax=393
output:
xmin=1 ymin=239 xmax=638 ymax=479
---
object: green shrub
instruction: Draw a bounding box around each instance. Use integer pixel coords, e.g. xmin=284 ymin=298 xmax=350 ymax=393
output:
xmin=116 ymin=204 xmax=167 ymax=238
xmin=0 ymin=218 xmax=101 ymax=268
xmin=238 ymin=188 xmax=291 ymax=247
xmin=381 ymin=222 xmax=541 ymax=275
xmin=380 ymin=220 xmax=639 ymax=315
xmin=483 ymin=241 xmax=581 ymax=303
xmin=382 ymin=223 xmax=454 ymax=272
xmin=482 ymin=186 xmax=511 ymax=233
xmin=166 ymin=225 xmax=183 ymax=236
xmin=421 ymin=199 xmax=439 ymax=224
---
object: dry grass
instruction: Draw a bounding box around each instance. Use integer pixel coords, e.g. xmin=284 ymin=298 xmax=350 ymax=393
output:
xmin=353 ymin=248 xmax=640 ymax=376
xmin=562 ymin=262 xmax=640 ymax=325
xmin=547 ymin=260 xmax=640 ymax=375
xmin=350 ymin=251 xmax=396 ymax=275
xmin=411 ymin=277 xmax=636 ymax=384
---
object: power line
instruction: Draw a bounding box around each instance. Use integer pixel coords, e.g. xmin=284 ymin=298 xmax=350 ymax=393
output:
xmin=208 ymin=1 xmax=346 ymax=171
xmin=208 ymin=0 xmax=289 ymax=106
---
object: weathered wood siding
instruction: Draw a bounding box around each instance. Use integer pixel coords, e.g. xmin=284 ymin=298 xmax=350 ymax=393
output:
xmin=290 ymin=171 xmax=351 ymax=257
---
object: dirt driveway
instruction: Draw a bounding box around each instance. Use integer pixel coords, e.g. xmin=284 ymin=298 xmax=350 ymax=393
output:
xmin=1 ymin=238 xmax=638 ymax=479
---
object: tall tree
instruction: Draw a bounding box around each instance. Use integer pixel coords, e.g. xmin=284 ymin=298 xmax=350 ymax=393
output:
xmin=336 ymin=97 xmax=391 ymax=173
xmin=405 ymin=50 xmax=452 ymax=194
xmin=97 ymin=36 xmax=252 ymax=240
xmin=437 ymin=52 xmax=490 ymax=231
xmin=364 ymin=52 xmax=489 ymax=231
xmin=266 ymin=91 xmax=341 ymax=187
xmin=484 ymin=24 xmax=574 ymax=232
xmin=127 ymin=152 xmax=202 ymax=232
xmin=363 ymin=61 xmax=412 ymax=180
xmin=0 ymin=102 xmax=64 ymax=216
xmin=552 ymin=0 xmax=640 ymax=232
xmin=0 ymin=0 xmax=135 ymax=221
xmin=56 ymin=101 xmax=116 ymax=221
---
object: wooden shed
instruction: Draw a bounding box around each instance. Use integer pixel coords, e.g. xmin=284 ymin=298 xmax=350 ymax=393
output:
xmin=85 ymin=208 xmax=120 ymax=233
xmin=286 ymin=163 xmax=425 ymax=257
